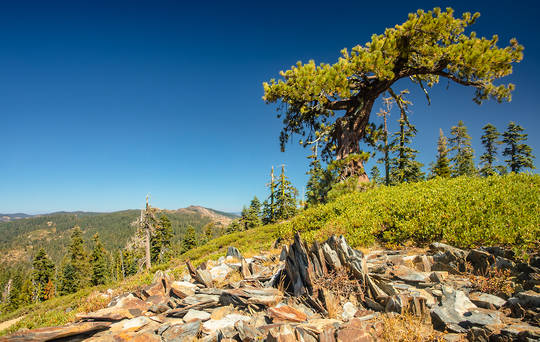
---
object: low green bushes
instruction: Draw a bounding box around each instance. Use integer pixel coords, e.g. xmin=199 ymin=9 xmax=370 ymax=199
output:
xmin=278 ymin=173 xmax=539 ymax=250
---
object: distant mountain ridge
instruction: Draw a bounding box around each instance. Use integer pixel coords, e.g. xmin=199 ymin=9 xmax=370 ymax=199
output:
xmin=0 ymin=206 xmax=239 ymax=222
xmin=0 ymin=206 xmax=238 ymax=265
xmin=0 ymin=213 xmax=33 ymax=222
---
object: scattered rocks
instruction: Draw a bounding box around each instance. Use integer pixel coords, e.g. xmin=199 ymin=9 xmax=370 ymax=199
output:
xmin=4 ymin=234 xmax=539 ymax=342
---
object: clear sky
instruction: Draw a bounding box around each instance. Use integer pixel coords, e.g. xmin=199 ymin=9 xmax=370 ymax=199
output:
xmin=1 ymin=1 xmax=538 ymax=214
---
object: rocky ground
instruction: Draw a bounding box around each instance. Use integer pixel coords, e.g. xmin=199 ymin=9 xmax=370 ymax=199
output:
xmin=1 ymin=234 xmax=539 ymax=341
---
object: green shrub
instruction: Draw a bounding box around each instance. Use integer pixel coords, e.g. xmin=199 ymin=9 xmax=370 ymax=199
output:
xmin=278 ymin=174 xmax=539 ymax=250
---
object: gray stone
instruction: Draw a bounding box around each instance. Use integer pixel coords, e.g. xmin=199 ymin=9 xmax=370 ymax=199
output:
xmin=516 ymin=290 xmax=540 ymax=308
xmin=466 ymin=249 xmax=496 ymax=274
xmin=468 ymin=292 xmax=506 ymax=309
xmin=161 ymin=321 xmax=201 ymax=342
xmin=226 ymin=246 xmax=242 ymax=259
xmin=430 ymin=286 xmax=477 ymax=333
xmin=183 ymin=309 xmax=211 ymax=322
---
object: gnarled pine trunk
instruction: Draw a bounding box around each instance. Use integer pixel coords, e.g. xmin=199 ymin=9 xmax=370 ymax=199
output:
xmin=333 ymin=98 xmax=375 ymax=182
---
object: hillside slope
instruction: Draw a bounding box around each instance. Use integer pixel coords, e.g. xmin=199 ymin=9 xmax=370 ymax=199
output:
xmin=0 ymin=174 xmax=538 ymax=336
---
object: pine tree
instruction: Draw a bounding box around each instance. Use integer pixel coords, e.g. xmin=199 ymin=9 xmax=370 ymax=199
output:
xmin=202 ymin=222 xmax=215 ymax=242
xmin=90 ymin=233 xmax=109 ymax=286
xmin=58 ymin=226 xmax=89 ymax=294
xmin=58 ymin=262 xmax=78 ymax=295
xmin=430 ymin=129 xmax=452 ymax=178
xmin=19 ymin=278 xmax=34 ymax=305
xmin=370 ymin=165 xmax=382 ymax=184
xmin=274 ymin=166 xmax=298 ymax=220
xmin=262 ymin=167 xmax=278 ymax=224
xmin=182 ymin=225 xmax=197 ymax=253
xmin=388 ymin=90 xmax=424 ymax=183
xmin=479 ymin=123 xmax=502 ymax=176
xmin=32 ymin=248 xmax=55 ymax=301
xmin=376 ymin=96 xmax=393 ymax=185
xmin=240 ymin=197 xmax=262 ymax=230
xmin=502 ymin=122 xmax=535 ymax=173
xmin=305 ymin=144 xmax=337 ymax=206
xmin=449 ymin=121 xmax=476 ymax=177
xmin=151 ymin=215 xmax=173 ymax=264
xmin=225 ymin=220 xmax=241 ymax=234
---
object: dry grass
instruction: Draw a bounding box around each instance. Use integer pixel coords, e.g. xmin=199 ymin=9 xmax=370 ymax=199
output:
xmin=324 ymin=290 xmax=340 ymax=319
xmin=380 ymin=313 xmax=445 ymax=342
xmin=465 ymin=262 xmax=515 ymax=298
xmin=313 ymin=268 xmax=363 ymax=301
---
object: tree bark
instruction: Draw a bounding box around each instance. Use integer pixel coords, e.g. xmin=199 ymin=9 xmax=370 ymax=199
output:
xmin=333 ymin=98 xmax=375 ymax=182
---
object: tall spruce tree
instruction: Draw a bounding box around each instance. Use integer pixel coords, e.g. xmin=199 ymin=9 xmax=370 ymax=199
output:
xmin=202 ymin=222 xmax=215 ymax=242
xmin=32 ymin=248 xmax=55 ymax=301
xmin=370 ymin=165 xmax=382 ymax=184
xmin=430 ymin=129 xmax=452 ymax=178
xmin=274 ymin=166 xmax=298 ymax=221
xmin=305 ymin=145 xmax=337 ymax=206
xmin=58 ymin=262 xmax=78 ymax=295
xmin=479 ymin=123 xmax=502 ymax=176
xmin=376 ymin=97 xmax=393 ymax=185
xmin=59 ymin=226 xmax=89 ymax=294
xmin=151 ymin=215 xmax=173 ymax=264
xmin=502 ymin=122 xmax=535 ymax=172
xmin=262 ymin=167 xmax=278 ymax=224
xmin=449 ymin=120 xmax=476 ymax=177
xmin=388 ymin=90 xmax=424 ymax=183
xmin=241 ymin=197 xmax=262 ymax=230
xmin=182 ymin=226 xmax=197 ymax=253
xmin=90 ymin=233 xmax=109 ymax=286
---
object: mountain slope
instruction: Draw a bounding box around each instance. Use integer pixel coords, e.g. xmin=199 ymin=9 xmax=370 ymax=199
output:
xmin=0 ymin=213 xmax=33 ymax=222
xmin=0 ymin=207 xmax=235 ymax=265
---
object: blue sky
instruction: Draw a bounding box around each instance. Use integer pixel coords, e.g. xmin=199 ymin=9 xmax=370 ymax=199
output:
xmin=1 ymin=1 xmax=538 ymax=214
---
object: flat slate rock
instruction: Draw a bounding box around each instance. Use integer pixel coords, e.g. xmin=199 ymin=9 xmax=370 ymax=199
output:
xmin=0 ymin=321 xmax=112 ymax=342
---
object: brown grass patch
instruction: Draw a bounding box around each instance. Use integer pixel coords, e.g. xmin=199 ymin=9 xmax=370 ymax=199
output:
xmin=380 ymin=313 xmax=446 ymax=342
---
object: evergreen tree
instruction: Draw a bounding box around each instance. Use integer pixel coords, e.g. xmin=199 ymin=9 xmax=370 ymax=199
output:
xmin=240 ymin=197 xmax=262 ymax=230
xmin=58 ymin=262 xmax=77 ymax=295
xmin=264 ymin=8 xmax=523 ymax=178
xmin=151 ymin=215 xmax=173 ymax=264
xmin=19 ymin=278 xmax=34 ymax=305
xmin=6 ymin=272 xmax=23 ymax=311
xmin=502 ymin=122 xmax=535 ymax=172
xmin=122 ymin=249 xmax=138 ymax=277
xmin=449 ymin=121 xmax=476 ymax=177
xmin=90 ymin=233 xmax=109 ymax=286
xmin=112 ymin=251 xmax=123 ymax=282
xmin=479 ymin=123 xmax=502 ymax=176
xmin=388 ymin=90 xmax=424 ymax=183
xmin=225 ymin=220 xmax=241 ymax=234
xmin=274 ymin=166 xmax=298 ymax=220
xmin=305 ymin=144 xmax=337 ymax=206
xmin=182 ymin=225 xmax=197 ymax=253
xmin=262 ymin=167 xmax=278 ymax=224
xmin=370 ymin=165 xmax=382 ymax=184
xmin=58 ymin=226 xmax=89 ymax=294
xmin=376 ymin=96 xmax=393 ymax=185
xmin=430 ymin=129 xmax=452 ymax=178
xmin=202 ymin=222 xmax=215 ymax=242
xmin=32 ymin=248 xmax=55 ymax=301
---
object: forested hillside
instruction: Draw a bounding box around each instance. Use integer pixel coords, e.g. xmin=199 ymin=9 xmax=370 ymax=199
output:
xmin=0 ymin=206 xmax=235 ymax=266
